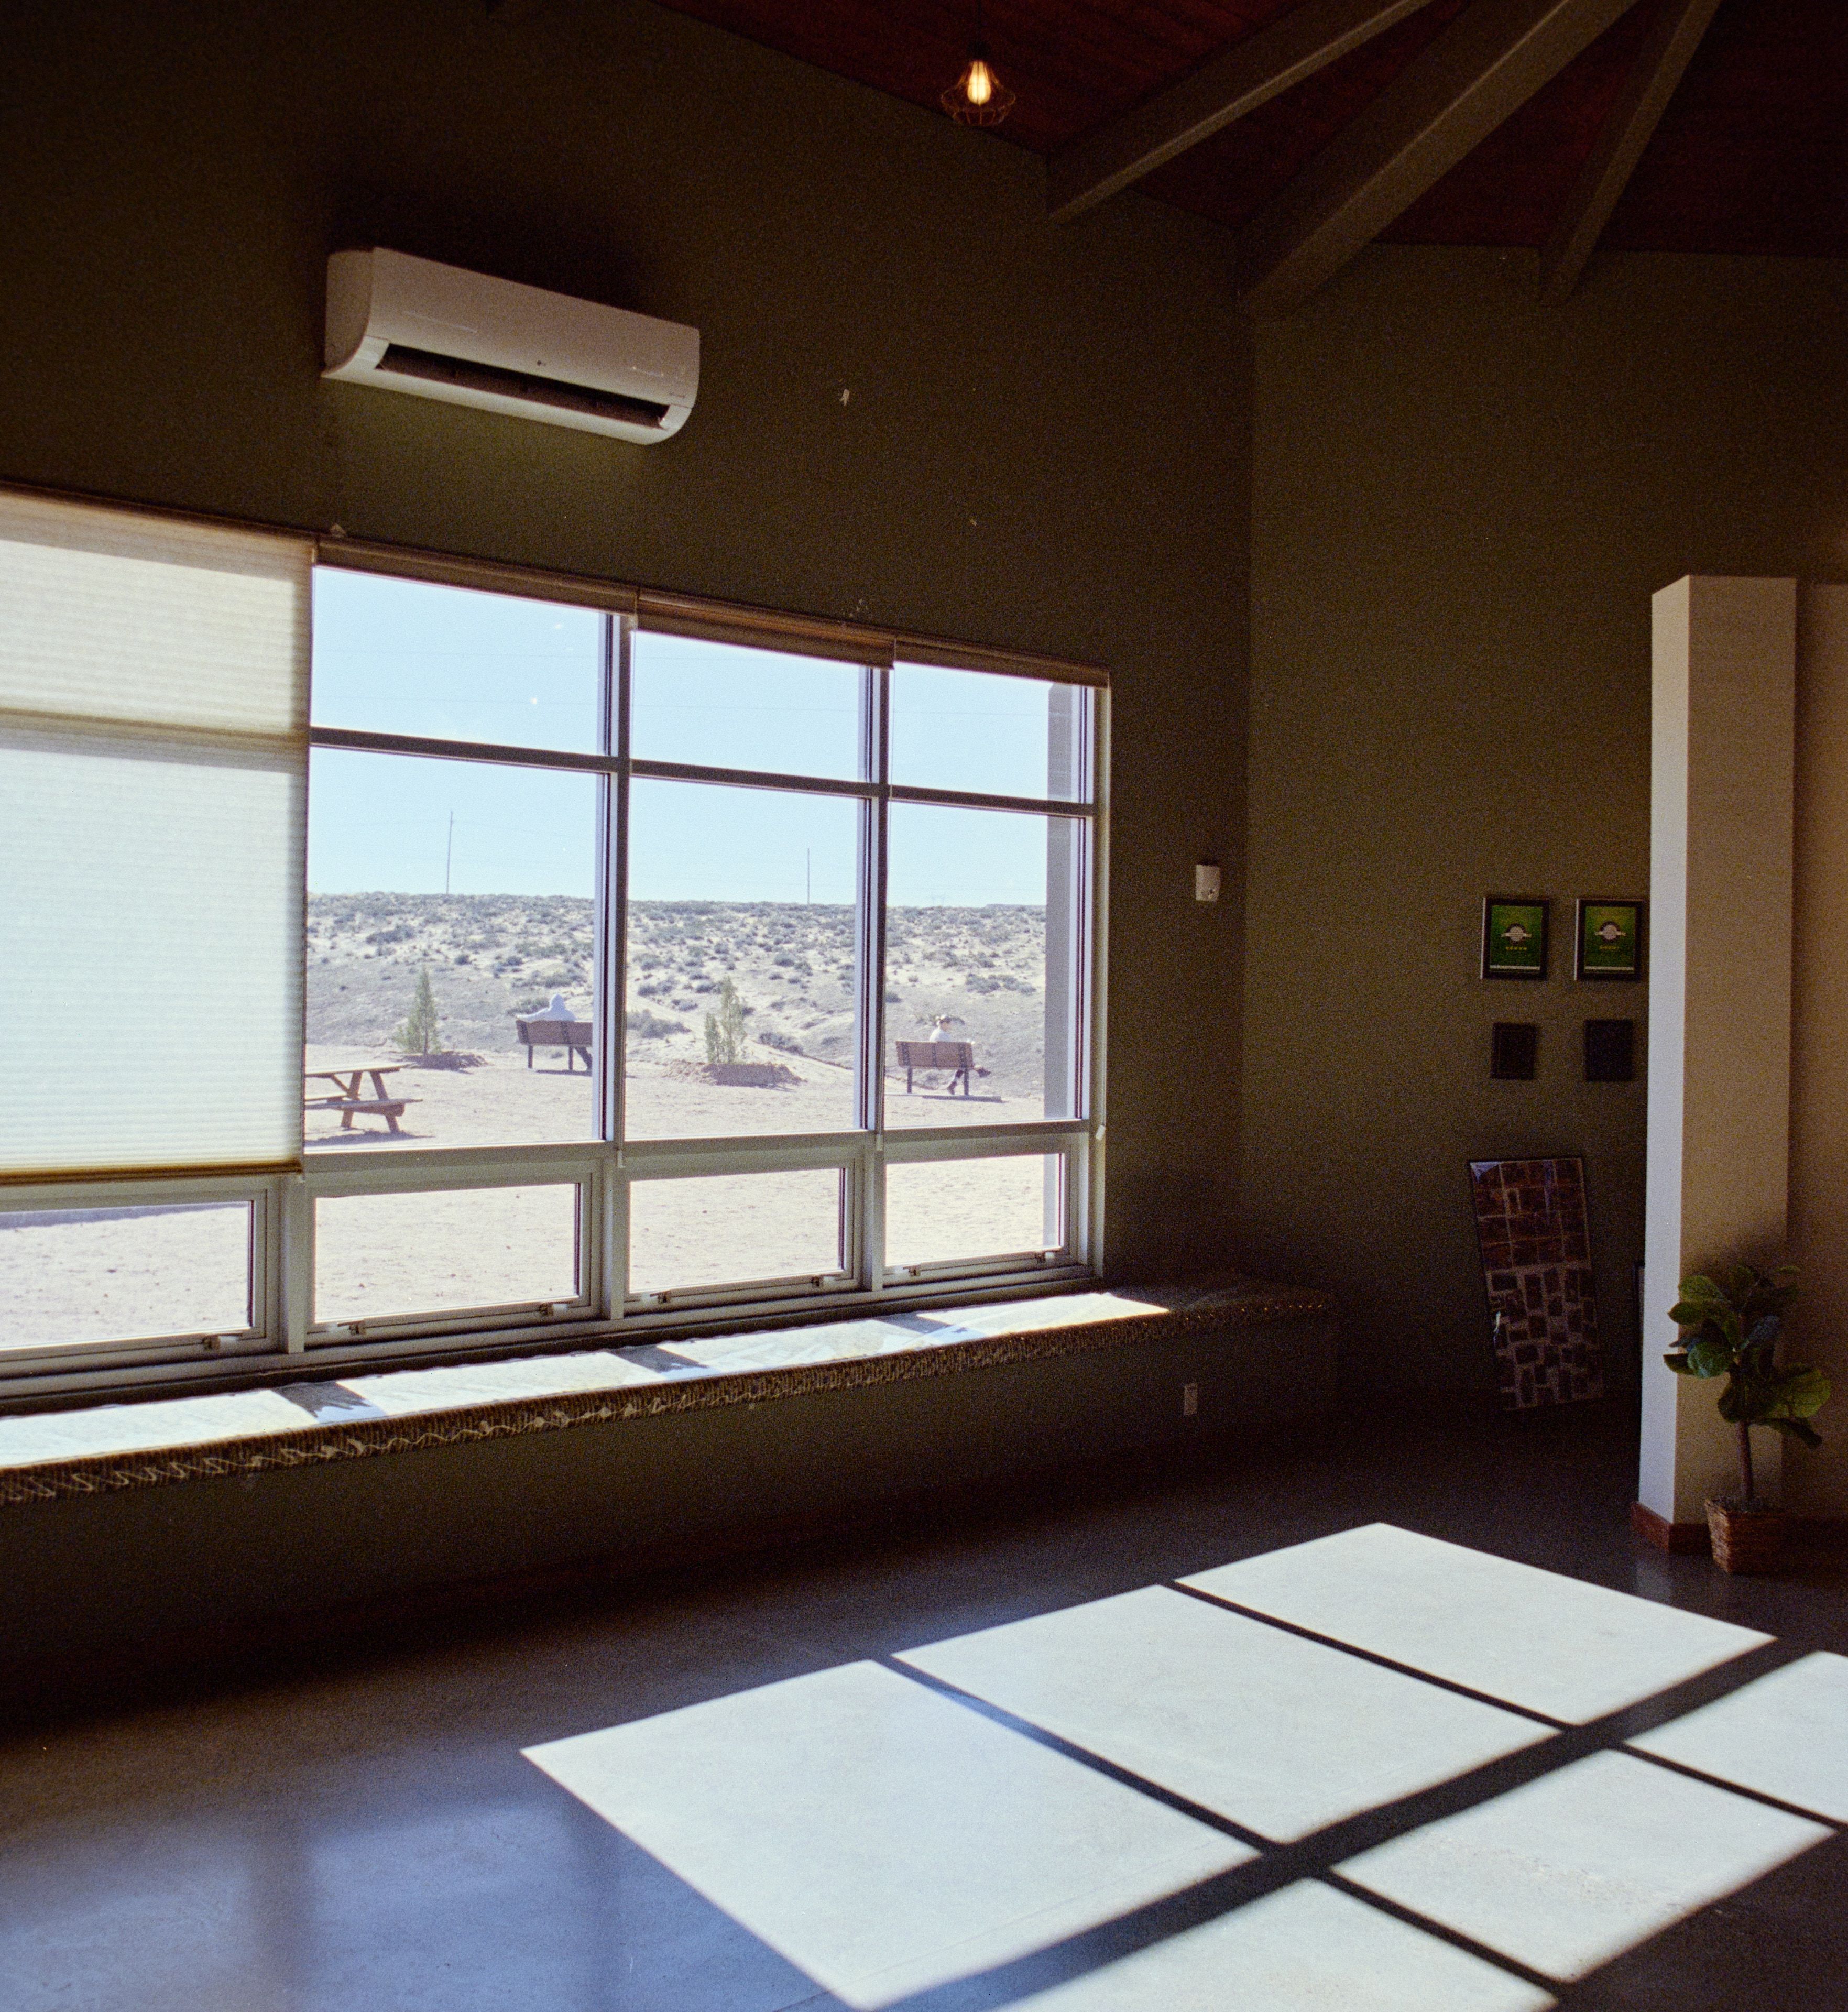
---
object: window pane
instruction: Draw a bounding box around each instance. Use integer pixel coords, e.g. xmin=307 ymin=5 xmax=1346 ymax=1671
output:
xmin=884 ymin=1157 xmax=1062 ymax=1272
xmin=314 ymin=1185 xmax=579 ymax=1325
xmin=0 ymin=1202 xmax=251 ymax=1350
xmin=626 ymin=780 xmax=860 ymax=1140
xmin=891 ymin=665 xmax=1089 ymax=801
xmin=308 ymin=749 xmax=600 ymax=1150
xmin=884 ymin=804 xmax=1082 ymax=1128
xmin=628 ymin=1169 xmax=845 ymax=1298
xmin=631 ymin=631 xmax=864 ymax=780
xmin=311 ymin=568 xmax=605 ymax=753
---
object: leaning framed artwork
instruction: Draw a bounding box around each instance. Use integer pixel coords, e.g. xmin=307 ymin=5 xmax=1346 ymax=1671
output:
xmin=1481 ymin=897 xmax=1549 ymax=979
xmin=1576 ymin=899 xmax=1644 ymax=980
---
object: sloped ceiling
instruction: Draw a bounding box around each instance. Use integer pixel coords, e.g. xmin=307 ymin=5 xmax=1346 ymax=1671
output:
xmin=647 ymin=0 xmax=1848 ymax=258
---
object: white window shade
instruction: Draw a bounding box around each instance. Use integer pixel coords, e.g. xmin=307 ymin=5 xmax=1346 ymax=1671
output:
xmin=0 ymin=495 xmax=310 ymax=1175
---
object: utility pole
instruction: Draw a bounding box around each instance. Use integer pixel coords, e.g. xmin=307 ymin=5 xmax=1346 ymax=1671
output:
xmin=444 ymin=812 xmax=454 ymax=897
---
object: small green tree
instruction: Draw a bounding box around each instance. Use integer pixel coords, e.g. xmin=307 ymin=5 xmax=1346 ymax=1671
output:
xmin=1666 ymin=1264 xmax=1830 ymax=1508
xmin=394 ymin=966 xmax=444 ymax=1056
xmin=703 ymin=976 xmax=747 ymax=1065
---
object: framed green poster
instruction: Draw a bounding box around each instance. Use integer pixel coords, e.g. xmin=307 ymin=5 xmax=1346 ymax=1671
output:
xmin=1576 ymin=899 xmax=1644 ymax=980
xmin=1482 ymin=897 xmax=1549 ymax=979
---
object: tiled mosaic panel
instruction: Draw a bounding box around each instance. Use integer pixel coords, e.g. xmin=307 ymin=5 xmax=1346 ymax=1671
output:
xmin=1469 ymin=1157 xmax=1604 ymax=1409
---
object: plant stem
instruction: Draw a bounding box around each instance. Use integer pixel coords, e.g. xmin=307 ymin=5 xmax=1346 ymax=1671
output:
xmin=1738 ymin=1421 xmax=1755 ymax=1510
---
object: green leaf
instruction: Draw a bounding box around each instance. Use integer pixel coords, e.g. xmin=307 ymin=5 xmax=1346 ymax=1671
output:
xmin=1664 ymin=1350 xmax=1698 ymax=1375
xmin=1722 ymin=1262 xmax=1763 ymax=1303
xmin=1772 ymin=1366 xmax=1831 ymax=1419
xmin=1675 ymin=1275 xmax=1727 ymax=1309
xmin=1747 ymin=1316 xmax=1782 ymax=1346
xmin=1668 ymin=1300 xmax=1716 ymax=1329
xmin=1777 ymin=1418 xmax=1824 ymax=1449
xmin=1686 ymin=1336 xmax=1734 ymax=1379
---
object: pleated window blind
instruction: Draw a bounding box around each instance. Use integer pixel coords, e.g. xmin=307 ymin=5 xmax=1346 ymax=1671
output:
xmin=0 ymin=494 xmax=311 ymax=1175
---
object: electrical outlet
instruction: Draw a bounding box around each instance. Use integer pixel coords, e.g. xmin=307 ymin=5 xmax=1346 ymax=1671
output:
xmin=1182 ymin=1382 xmax=1198 ymax=1417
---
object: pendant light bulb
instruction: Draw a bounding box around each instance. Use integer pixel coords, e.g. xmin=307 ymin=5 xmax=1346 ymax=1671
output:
xmin=942 ymin=38 xmax=1015 ymax=127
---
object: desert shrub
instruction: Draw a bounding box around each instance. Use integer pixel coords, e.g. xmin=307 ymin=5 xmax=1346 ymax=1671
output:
xmin=393 ymin=967 xmax=444 ymax=1054
xmin=626 ymin=1008 xmax=687 ymax=1040
xmin=704 ymin=977 xmax=748 ymax=1065
xmin=758 ymin=1029 xmax=803 ymax=1053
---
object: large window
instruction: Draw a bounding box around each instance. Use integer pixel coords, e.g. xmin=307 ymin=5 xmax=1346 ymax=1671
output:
xmin=0 ymin=500 xmax=1104 ymax=1393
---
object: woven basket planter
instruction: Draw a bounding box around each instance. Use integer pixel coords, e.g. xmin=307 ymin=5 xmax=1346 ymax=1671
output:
xmin=1706 ymin=1500 xmax=1790 ymax=1574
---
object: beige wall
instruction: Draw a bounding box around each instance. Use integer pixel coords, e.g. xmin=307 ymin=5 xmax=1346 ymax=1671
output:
xmin=1245 ymin=245 xmax=1848 ymax=1398
xmin=0 ymin=0 xmax=1252 ymax=1280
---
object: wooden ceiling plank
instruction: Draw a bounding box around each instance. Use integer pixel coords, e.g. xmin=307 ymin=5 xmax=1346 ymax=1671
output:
xmin=1048 ymin=0 xmax=1441 ymax=223
xmin=1234 ymin=0 xmax=1640 ymax=316
xmin=1539 ymin=0 xmax=1724 ymax=298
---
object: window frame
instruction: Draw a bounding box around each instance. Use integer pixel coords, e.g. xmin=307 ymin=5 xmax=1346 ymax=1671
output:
xmin=0 ymin=1172 xmax=283 ymax=1387
xmin=0 ymin=534 xmax=1109 ymax=1399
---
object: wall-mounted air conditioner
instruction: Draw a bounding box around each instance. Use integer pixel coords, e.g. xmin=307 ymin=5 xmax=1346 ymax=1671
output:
xmin=323 ymin=248 xmax=698 ymax=444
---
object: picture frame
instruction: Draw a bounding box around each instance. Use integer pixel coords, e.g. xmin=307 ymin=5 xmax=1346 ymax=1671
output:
xmin=1481 ymin=897 xmax=1549 ymax=980
xmin=1575 ymin=899 xmax=1645 ymax=981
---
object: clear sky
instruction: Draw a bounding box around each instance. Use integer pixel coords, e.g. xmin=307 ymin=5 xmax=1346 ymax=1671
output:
xmin=308 ymin=568 xmax=1079 ymax=905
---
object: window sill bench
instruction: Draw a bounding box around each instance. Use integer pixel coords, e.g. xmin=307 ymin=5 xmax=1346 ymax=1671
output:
xmin=0 ymin=1278 xmax=1332 ymax=1510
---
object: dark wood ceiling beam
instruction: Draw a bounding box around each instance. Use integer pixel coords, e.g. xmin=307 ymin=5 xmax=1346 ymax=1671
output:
xmin=1234 ymin=0 xmax=1641 ymax=317
xmin=1540 ymin=0 xmax=1723 ymax=299
xmin=1047 ymin=0 xmax=1440 ymax=224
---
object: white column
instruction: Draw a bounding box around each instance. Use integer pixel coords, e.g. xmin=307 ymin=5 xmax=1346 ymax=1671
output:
xmin=1787 ymin=585 xmax=1848 ymax=1516
xmin=1641 ymin=576 xmax=1795 ymax=1526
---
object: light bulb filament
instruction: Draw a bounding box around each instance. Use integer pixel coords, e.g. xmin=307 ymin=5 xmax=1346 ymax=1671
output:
xmin=965 ymin=59 xmax=993 ymax=106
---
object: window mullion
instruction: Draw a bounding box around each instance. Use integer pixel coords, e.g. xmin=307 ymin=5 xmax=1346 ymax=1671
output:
xmin=603 ymin=613 xmax=631 ymax=1313
xmin=856 ymin=667 xmax=890 ymax=1289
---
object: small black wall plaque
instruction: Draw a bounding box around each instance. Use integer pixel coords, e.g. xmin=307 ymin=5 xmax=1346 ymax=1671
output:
xmin=1491 ymin=1022 xmax=1538 ymax=1080
xmin=1584 ymin=1018 xmax=1635 ymax=1082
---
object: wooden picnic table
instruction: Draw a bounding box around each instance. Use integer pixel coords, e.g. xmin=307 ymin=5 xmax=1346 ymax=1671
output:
xmin=304 ymin=1064 xmax=420 ymax=1135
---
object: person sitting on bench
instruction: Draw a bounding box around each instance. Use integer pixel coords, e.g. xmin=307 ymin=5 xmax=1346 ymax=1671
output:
xmin=516 ymin=993 xmax=593 ymax=1071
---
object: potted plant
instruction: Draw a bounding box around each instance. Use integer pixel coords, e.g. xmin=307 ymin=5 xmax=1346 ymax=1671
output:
xmin=1666 ymin=1264 xmax=1831 ymax=1573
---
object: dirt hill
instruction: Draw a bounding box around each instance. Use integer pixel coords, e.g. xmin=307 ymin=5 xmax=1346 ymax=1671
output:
xmin=305 ymin=894 xmax=1052 ymax=1099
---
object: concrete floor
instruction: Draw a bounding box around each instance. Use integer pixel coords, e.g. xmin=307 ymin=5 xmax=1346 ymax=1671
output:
xmin=3 ymin=1400 xmax=1845 ymax=2010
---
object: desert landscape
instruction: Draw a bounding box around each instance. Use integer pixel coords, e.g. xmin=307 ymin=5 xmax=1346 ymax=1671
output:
xmin=0 ymin=895 xmax=1069 ymax=1350
xmin=305 ymin=891 xmax=1053 ymax=1122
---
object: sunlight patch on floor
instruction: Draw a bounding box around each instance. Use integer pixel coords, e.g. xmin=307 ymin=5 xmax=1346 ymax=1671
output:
xmin=898 ymin=1583 xmax=1551 ymax=1842
xmin=1010 ymin=1880 xmax=1555 ymax=2011
xmin=524 ymin=1659 xmax=1252 ymax=2010
xmin=523 ymin=1526 xmax=1833 ymax=2010
xmin=1182 ymin=1524 xmax=1769 ymax=1722
xmin=1339 ymin=1750 xmax=1829 ymax=1982
xmin=1628 ymin=1650 xmax=1848 ymax=1821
